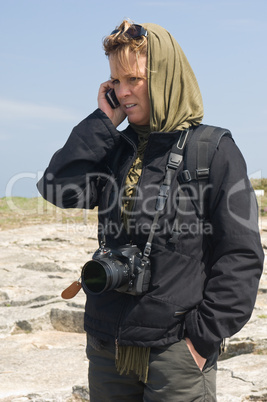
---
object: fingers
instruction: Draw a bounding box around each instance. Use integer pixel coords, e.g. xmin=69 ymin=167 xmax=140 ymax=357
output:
xmin=185 ymin=337 xmax=207 ymax=371
xmin=97 ymin=81 xmax=126 ymax=128
xmin=97 ymin=80 xmax=114 ymax=111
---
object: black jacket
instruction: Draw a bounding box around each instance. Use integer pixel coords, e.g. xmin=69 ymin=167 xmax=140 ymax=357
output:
xmin=37 ymin=109 xmax=264 ymax=358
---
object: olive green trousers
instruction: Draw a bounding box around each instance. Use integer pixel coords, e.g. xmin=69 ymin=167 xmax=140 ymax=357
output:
xmin=86 ymin=337 xmax=218 ymax=402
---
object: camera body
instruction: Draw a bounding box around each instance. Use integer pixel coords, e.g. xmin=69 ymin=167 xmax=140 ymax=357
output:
xmin=81 ymin=244 xmax=151 ymax=296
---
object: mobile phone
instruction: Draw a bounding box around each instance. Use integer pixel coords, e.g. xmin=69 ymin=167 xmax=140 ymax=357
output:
xmin=105 ymin=89 xmax=120 ymax=109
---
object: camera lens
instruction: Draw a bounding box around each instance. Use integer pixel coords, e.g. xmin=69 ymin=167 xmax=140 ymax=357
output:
xmin=82 ymin=257 xmax=129 ymax=294
xmin=83 ymin=260 xmax=107 ymax=293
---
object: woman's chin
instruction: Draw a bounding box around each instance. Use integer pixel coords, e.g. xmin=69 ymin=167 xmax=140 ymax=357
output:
xmin=128 ymin=117 xmax=150 ymax=126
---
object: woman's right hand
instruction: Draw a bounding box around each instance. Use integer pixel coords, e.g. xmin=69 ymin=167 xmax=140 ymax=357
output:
xmin=185 ymin=337 xmax=207 ymax=371
xmin=98 ymin=80 xmax=126 ymax=128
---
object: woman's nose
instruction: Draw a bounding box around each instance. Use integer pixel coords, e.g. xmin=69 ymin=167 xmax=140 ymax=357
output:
xmin=116 ymin=83 xmax=131 ymax=99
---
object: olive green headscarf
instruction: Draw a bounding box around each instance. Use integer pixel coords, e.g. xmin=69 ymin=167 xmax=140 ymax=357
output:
xmin=143 ymin=22 xmax=204 ymax=132
xmin=119 ymin=23 xmax=204 ymax=383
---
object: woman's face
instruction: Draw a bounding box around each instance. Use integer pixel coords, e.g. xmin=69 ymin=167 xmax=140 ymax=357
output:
xmin=109 ymin=52 xmax=150 ymax=126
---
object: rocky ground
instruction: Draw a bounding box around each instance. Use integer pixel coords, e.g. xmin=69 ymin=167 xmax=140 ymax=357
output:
xmin=0 ymin=218 xmax=266 ymax=401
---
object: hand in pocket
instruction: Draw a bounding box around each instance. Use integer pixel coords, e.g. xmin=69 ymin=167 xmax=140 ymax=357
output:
xmin=185 ymin=337 xmax=207 ymax=371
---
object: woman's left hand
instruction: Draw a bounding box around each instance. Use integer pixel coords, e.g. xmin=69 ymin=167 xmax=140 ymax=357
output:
xmin=185 ymin=337 xmax=207 ymax=371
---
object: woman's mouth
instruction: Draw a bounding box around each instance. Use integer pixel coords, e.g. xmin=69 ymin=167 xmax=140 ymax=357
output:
xmin=125 ymin=104 xmax=136 ymax=109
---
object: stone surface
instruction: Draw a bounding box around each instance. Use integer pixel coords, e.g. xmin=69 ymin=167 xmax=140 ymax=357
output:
xmin=0 ymin=220 xmax=266 ymax=401
xmin=0 ymin=331 xmax=88 ymax=401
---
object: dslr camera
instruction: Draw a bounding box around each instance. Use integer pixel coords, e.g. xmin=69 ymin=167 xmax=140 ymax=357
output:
xmin=81 ymin=244 xmax=151 ymax=296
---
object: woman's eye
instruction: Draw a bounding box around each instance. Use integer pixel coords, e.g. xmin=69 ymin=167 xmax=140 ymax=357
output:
xmin=129 ymin=77 xmax=142 ymax=84
xmin=112 ymin=79 xmax=119 ymax=85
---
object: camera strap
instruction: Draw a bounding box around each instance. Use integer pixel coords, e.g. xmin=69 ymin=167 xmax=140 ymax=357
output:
xmin=143 ymin=129 xmax=190 ymax=258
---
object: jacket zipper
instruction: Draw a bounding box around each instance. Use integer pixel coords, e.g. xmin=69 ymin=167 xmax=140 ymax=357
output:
xmin=113 ymin=131 xmax=154 ymax=354
xmin=115 ymin=338 xmax=119 ymax=360
xmin=117 ymin=132 xmax=138 ymax=225
xmin=114 ymin=294 xmax=128 ymax=359
xmin=127 ymin=134 xmax=154 ymax=227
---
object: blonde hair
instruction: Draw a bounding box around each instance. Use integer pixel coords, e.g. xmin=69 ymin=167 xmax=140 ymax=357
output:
xmin=103 ymin=20 xmax=147 ymax=73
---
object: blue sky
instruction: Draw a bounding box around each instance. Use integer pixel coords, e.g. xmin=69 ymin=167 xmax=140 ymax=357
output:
xmin=1 ymin=0 xmax=266 ymax=197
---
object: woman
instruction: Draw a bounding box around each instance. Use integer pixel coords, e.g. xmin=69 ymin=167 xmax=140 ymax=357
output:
xmin=37 ymin=20 xmax=263 ymax=401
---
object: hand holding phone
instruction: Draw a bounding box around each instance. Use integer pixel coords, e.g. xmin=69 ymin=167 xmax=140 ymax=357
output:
xmin=98 ymin=81 xmax=125 ymax=127
xmin=105 ymin=89 xmax=120 ymax=109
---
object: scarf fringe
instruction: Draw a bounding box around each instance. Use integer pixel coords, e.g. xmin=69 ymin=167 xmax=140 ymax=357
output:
xmin=115 ymin=345 xmax=151 ymax=383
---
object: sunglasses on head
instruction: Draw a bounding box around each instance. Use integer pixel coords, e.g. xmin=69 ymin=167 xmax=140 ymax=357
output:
xmin=111 ymin=24 xmax=148 ymax=39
